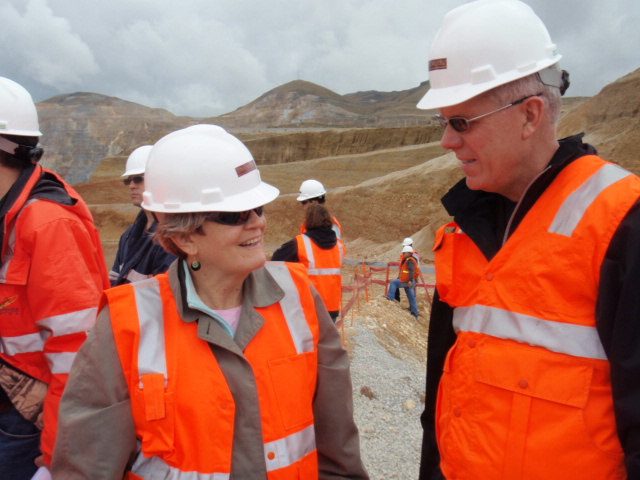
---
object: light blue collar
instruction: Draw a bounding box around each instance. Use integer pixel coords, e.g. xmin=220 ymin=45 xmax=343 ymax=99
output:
xmin=182 ymin=261 xmax=235 ymax=338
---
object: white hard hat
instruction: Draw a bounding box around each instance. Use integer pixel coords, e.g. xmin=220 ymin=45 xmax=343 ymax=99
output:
xmin=122 ymin=145 xmax=152 ymax=177
xmin=0 ymin=77 xmax=42 ymax=137
xmin=297 ymin=179 xmax=326 ymax=202
xmin=402 ymin=237 xmax=414 ymax=246
xmin=402 ymin=245 xmax=413 ymax=253
xmin=143 ymin=124 xmax=279 ymax=213
xmin=417 ymin=0 xmax=561 ymax=110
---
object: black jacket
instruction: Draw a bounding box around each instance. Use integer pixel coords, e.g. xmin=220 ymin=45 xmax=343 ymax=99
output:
xmin=420 ymin=134 xmax=640 ymax=479
xmin=110 ymin=210 xmax=176 ymax=286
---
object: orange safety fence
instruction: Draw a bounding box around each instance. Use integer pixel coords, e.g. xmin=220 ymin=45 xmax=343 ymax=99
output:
xmin=336 ymin=261 xmax=436 ymax=344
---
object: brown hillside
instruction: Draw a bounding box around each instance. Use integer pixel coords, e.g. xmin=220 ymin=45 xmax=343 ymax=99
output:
xmin=558 ymin=68 xmax=640 ymax=174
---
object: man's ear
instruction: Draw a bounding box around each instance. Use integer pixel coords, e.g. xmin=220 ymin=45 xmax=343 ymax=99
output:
xmin=172 ymin=233 xmax=198 ymax=257
xmin=522 ymin=96 xmax=545 ymax=140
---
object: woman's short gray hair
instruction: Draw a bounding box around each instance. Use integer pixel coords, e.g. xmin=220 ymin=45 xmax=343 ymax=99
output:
xmin=154 ymin=212 xmax=209 ymax=259
xmin=486 ymin=65 xmax=563 ymax=126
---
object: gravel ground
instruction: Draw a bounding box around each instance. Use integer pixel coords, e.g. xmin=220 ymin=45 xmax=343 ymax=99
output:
xmin=348 ymin=321 xmax=426 ymax=480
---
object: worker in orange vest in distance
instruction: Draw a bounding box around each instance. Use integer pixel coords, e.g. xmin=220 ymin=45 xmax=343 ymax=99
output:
xmin=297 ymin=179 xmax=342 ymax=239
xmin=0 ymin=76 xmax=109 ymax=479
xmin=272 ymin=204 xmax=345 ymax=323
xmin=394 ymin=237 xmax=420 ymax=301
xmin=385 ymin=245 xmax=420 ymax=318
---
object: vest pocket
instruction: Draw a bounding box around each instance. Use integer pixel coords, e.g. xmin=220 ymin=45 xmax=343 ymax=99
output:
xmin=268 ymin=352 xmax=316 ymax=430
xmin=133 ymin=374 xmax=175 ymax=456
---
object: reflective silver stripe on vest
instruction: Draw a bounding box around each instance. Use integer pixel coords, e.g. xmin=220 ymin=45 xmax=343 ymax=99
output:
xmin=0 ymin=331 xmax=47 ymax=355
xmin=301 ymin=235 xmax=343 ymax=276
xmin=332 ymin=222 xmax=341 ymax=239
xmin=453 ymin=305 xmax=607 ymax=360
xmin=264 ymin=424 xmax=316 ymax=472
xmin=549 ymin=163 xmax=631 ymax=237
xmin=266 ymin=263 xmax=315 ymax=354
xmin=125 ymin=269 xmax=153 ymax=283
xmin=38 ymin=307 xmax=98 ymax=336
xmin=131 ymin=454 xmax=230 ymax=480
xmin=132 ymin=278 xmax=168 ymax=387
xmin=45 ymin=351 xmax=78 ymax=374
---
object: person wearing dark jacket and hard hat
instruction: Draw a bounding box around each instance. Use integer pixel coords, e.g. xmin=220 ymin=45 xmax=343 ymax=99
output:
xmin=417 ymin=1 xmax=640 ymax=479
xmin=272 ymin=203 xmax=345 ymax=323
xmin=52 ymin=124 xmax=368 ymax=480
xmin=0 ymin=76 xmax=110 ymax=479
xmin=109 ymin=145 xmax=176 ymax=286
xmin=297 ymin=179 xmax=342 ymax=239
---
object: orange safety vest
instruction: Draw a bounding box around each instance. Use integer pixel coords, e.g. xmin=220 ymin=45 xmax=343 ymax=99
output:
xmin=296 ymin=233 xmax=344 ymax=311
xmin=107 ymin=263 xmax=320 ymax=480
xmin=0 ymin=164 xmax=109 ymax=463
xmin=399 ymin=256 xmax=420 ymax=283
xmin=301 ymin=216 xmax=342 ymax=239
xmin=432 ymin=156 xmax=640 ymax=480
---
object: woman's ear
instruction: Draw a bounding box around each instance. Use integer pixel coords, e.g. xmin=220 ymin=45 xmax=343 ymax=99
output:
xmin=172 ymin=233 xmax=198 ymax=257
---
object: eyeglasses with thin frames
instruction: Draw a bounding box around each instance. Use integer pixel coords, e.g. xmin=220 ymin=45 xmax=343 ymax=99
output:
xmin=204 ymin=206 xmax=265 ymax=226
xmin=123 ymin=175 xmax=144 ymax=186
xmin=435 ymin=94 xmax=541 ymax=133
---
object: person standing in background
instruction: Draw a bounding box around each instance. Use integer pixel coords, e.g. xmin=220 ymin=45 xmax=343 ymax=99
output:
xmin=417 ymin=1 xmax=640 ymax=478
xmin=272 ymin=203 xmax=345 ymax=323
xmin=109 ymin=145 xmax=176 ymax=286
xmin=297 ymin=179 xmax=342 ymax=239
xmin=0 ymin=76 xmax=109 ymax=479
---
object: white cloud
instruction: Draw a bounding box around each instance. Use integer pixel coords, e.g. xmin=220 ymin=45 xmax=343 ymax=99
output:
xmin=0 ymin=0 xmax=638 ymax=116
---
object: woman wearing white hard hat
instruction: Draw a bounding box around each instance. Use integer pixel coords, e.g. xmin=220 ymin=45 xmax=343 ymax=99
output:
xmin=52 ymin=125 xmax=369 ymax=480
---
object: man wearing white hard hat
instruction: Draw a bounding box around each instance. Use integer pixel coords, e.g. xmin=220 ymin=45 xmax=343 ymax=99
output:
xmin=418 ymin=1 xmax=640 ymax=478
xmin=0 ymin=77 xmax=109 ymax=478
xmin=109 ymin=145 xmax=176 ymax=286
xmin=297 ymin=179 xmax=343 ymax=239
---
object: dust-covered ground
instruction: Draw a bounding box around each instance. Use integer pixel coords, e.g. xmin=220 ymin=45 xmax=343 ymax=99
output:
xmin=339 ymin=265 xmax=434 ymax=479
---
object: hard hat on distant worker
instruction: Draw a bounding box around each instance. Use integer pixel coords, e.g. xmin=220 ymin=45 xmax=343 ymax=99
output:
xmin=142 ymin=124 xmax=279 ymax=213
xmin=417 ymin=0 xmax=565 ymax=110
xmin=0 ymin=77 xmax=42 ymax=137
xmin=297 ymin=179 xmax=326 ymax=202
xmin=122 ymin=145 xmax=152 ymax=177
xmin=402 ymin=245 xmax=414 ymax=253
xmin=402 ymin=237 xmax=414 ymax=246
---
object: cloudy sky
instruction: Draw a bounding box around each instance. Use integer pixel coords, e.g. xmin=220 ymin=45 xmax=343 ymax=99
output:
xmin=1 ymin=0 xmax=638 ymax=117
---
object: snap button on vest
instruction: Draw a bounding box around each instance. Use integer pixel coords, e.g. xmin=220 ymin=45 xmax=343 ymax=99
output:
xmin=454 ymin=408 xmax=462 ymax=417
xmin=267 ymin=451 xmax=276 ymax=460
xmin=485 ymin=273 xmax=494 ymax=281
xmin=468 ymin=339 xmax=476 ymax=348
xmin=220 ymin=402 xmax=228 ymax=410
xmin=518 ymin=379 xmax=529 ymax=389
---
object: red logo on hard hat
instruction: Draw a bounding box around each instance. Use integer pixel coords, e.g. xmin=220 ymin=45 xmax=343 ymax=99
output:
xmin=236 ymin=161 xmax=257 ymax=178
xmin=429 ymin=58 xmax=448 ymax=71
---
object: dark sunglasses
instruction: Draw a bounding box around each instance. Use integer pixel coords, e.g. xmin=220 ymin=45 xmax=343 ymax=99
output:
xmin=435 ymin=94 xmax=540 ymax=133
xmin=204 ymin=206 xmax=264 ymax=226
xmin=123 ymin=175 xmax=144 ymax=186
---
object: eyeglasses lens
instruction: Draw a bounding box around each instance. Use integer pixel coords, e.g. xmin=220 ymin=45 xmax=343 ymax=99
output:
xmin=123 ymin=176 xmax=144 ymax=186
xmin=436 ymin=115 xmax=469 ymax=133
xmin=207 ymin=206 xmax=264 ymax=226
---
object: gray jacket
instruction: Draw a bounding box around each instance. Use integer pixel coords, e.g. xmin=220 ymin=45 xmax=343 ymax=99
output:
xmin=52 ymin=260 xmax=369 ymax=480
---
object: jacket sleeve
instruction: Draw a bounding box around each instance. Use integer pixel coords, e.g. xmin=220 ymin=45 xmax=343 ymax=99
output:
xmin=24 ymin=206 xmax=109 ymax=465
xmin=311 ymin=287 xmax=369 ymax=480
xmin=271 ymin=238 xmax=299 ymax=262
xmin=51 ymin=305 xmax=138 ymax=479
xmin=419 ymin=289 xmax=456 ymax=480
xmin=596 ymin=200 xmax=640 ymax=478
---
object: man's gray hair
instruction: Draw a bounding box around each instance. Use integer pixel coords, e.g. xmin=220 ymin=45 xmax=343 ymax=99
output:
xmin=487 ymin=64 xmax=563 ymax=126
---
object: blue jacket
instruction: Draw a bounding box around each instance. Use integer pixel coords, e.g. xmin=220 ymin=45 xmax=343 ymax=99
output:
xmin=109 ymin=210 xmax=176 ymax=286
